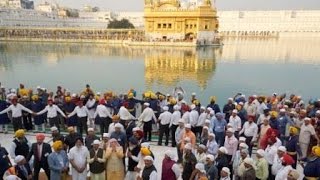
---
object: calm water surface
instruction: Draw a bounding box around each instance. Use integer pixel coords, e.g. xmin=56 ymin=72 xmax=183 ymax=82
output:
xmin=1 ymin=37 xmax=320 ymax=105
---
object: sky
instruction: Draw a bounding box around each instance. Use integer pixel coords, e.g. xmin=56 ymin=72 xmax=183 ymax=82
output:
xmin=34 ymin=0 xmax=320 ymax=11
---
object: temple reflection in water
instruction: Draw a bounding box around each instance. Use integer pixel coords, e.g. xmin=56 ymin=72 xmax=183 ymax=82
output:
xmin=142 ymin=47 xmax=217 ymax=90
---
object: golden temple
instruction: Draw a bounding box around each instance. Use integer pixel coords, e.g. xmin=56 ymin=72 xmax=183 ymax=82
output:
xmin=144 ymin=0 xmax=219 ymax=44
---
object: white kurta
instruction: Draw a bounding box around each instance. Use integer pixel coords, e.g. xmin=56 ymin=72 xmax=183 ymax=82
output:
xmin=69 ymin=146 xmax=90 ymax=180
xmin=275 ymin=165 xmax=292 ymax=180
xmin=86 ymin=99 xmax=96 ymax=119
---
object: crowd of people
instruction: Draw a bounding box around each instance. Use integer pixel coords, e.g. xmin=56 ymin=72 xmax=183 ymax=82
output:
xmin=0 ymin=83 xmax=320 ymax=180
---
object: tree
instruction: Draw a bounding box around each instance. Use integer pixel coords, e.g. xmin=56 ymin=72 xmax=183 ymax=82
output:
xmin=108 ymin=19 xmax=135 ymax=29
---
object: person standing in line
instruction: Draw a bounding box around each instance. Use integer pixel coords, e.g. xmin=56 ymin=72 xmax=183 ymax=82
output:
xmin=36 ymin=98 xmax=66 ymax=131
xmin=138 ymin=103 xmax=157 ymax=141
xmin=170 ymin=105 xmax=181 ymax=147
xmin=63 ymin=96 xmax=77 ymax=131
xmin=67 ymin=99 xmax=90 ymax=136
xmin=20 ymin=96 xmax=33 ymax=131
xmin=30 ymin=95 xmax=46 ymax=133
xmin=94 ymin=99 xmax=112 ymax=135
xmin=157 ymin=106 xmax=172 ymax=146
xmin=0 ymin=96 xmax=33 ymax=131
xmin=86 ymin=94 xmax=97 ymax=128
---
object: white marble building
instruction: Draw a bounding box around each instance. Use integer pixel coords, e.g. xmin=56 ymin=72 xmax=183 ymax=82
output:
xmin=217 ymin=10 xmax=320 ymax=36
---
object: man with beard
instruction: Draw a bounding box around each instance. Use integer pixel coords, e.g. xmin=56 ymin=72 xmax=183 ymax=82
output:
xmin=69 ymin=137 xmax=89 ymax=180
xmin=9 ymin=129 xmax=31 ymax=159
xmin=285 ymin=126 xmax=301 ymax=168
xmin=223 ymin=98 xmax=235 ymax=122
xmin=50 ymin=126 xmax=64 ymax=143
xmin=64 ymin=127 xmax=81 ymax=152
xmin=126 ymin=137 xmax=141 ymax=180
xmin=88 ymin=140 xmax=106 ymax=180
xmin=207 ymin=96 xmax=221 ymax=114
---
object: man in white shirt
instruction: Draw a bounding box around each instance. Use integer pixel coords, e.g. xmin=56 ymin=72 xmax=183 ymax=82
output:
xmin=118 ymin=106 xmax=135 ymax=121
xmin=0 ymin=96 xmax=33 ymax=131
xmin=69 ymin=137 xmax=89 ymax=180
xmin=138 ymin=103 xmax=157 ymax=141
xmin=207 ymin=133 xmax=219 ymax=156
xmin=138 ymin=156 xmax=157 ymax=180
xmin=85 ymin=94 xmax=96 ymax=128
xmin=94 ymin=99 xmax=113 ymax=135
xmin=157 ymin=106 xmax=172 ymax=146
xmin=272 ymin=146 xmax=287 ymax=176
xmin=229 ymin=109 xmax=241 ymax=138
xmin=299 ymin=117 xmax=320 ymax=158
xmin=36 ymin=98 xmax=66 ymax=131
xmin=189 ymin=104 xmax=199 ymax=134
xmin=196 ymin=106 xmax=207 ymax=140
xmin=68 ymin=100 xmax=90 ymax=136
xmin=239 ymin=116 xmax=258 ymax=156
xmin=181 ymin=108 xmax=190 ymax=124
xmin=224 ymin=128 xmax=239 ymax=166
xmin=175 ymin=119 xmax=185 ymax=163
xmin=265 ymin=136 xmax=278 ymax=180
xmin=243 ymin=96 xmax=257 ymax=117
xmin=170 ymin=105 xmax=181 ymax=147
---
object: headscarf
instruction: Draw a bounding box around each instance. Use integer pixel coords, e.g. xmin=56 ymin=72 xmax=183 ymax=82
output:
xmin=52 ymin=140 xmax=63 ymax=151
xmin=14 ymin=129 xmax=25 ymax=138
xmin=289 ymin=126 xmax=298 ymax=135
xmin=108 ymin=138 xmax=120 ymax=147
xmin=312 ymin=146 xmax=320 ymax=157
